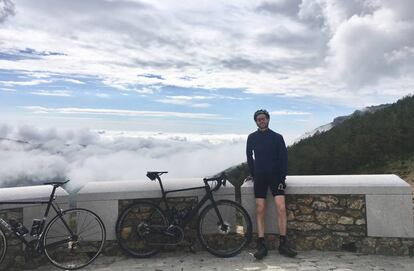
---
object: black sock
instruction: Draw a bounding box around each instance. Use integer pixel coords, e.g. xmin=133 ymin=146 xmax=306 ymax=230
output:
xmin=280 ymin=235 xmax=286 ymax=244
xmin=257 ymin=237 xmax=265 ymax=245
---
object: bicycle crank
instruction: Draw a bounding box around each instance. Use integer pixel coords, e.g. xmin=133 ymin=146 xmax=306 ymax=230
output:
xmin=148 ymin=225 xmax=184 ymax=245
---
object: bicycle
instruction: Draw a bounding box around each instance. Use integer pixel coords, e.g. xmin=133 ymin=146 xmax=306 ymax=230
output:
xmin=116 ymin=171 xmax=252 ymax=258
xmin=0 ymin=180 xmax=106 ymax=270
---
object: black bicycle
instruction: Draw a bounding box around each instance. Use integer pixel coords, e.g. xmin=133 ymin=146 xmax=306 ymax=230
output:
xmin=0 ymin=181 xmax=106 ymax=270
xmin=116 ymin=171 xmax=252 ymax=258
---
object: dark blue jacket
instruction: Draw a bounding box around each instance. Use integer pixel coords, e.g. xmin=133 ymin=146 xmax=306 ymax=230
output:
xmin=246 ymin=128 xmax=288 ymax=181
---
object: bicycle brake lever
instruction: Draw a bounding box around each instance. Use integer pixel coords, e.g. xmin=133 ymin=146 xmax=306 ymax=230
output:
xmin=146 ymin=172 xmax=157 ymax=181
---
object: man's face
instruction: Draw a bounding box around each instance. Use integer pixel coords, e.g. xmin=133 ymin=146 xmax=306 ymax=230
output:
xmin=255 ymin=114 xmax=269 ymax=129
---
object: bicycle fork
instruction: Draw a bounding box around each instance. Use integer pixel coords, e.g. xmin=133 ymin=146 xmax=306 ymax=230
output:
xmin=206 ymin=194 xmax=229 ymax=233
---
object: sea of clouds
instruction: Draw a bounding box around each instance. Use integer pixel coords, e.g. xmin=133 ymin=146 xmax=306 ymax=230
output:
xmin=0 ymin=124 xmax=247 ymax=188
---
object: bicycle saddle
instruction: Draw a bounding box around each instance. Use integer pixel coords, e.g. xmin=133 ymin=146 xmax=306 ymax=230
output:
xmin=43 ymin=180 xmax=70 ymax=187
xmin=146 ymin=171 xmax=168 ymax=180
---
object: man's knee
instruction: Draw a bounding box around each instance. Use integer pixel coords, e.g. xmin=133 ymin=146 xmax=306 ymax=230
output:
xmin=275 ymin=197 xmax=286 ymax=214
xmin=277 ymin=204 xmax=286 ymax=216
xmin=256 ymin=200 xmax=266 ymax=215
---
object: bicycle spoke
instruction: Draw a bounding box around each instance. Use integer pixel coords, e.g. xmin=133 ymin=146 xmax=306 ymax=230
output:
xmin=0 ymin=229 xmax=7 ymax=265
xmin=198 ymin=200 xmax=252 ymax=257
xmin=116 ymin=202 xmax=167 ymax=258
xmin=43 ymin=209 xmax=105 ymax=270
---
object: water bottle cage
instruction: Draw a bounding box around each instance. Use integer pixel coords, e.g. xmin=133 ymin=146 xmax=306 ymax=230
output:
xmin=30 ymin=219 xmax=42 ymax=236
xmin=9 ymin=220 xmax=29 ymax=236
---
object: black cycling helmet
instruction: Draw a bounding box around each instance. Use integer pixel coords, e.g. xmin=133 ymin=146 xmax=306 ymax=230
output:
xmin=254 ymin=109 xmax=270 ymax=121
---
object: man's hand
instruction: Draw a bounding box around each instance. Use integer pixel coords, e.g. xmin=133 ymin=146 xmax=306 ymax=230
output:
xmin=244 ymin=176 xmax=253 ymax=182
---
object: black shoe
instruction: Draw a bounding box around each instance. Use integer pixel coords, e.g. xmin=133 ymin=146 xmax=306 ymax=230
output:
xmin=278 ymin=242 xmax=297 ymax=258
xmin=254 ymin=243 xmax=268 ymax=260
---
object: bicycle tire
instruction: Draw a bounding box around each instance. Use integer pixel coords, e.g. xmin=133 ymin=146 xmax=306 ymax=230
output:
xmin=0 ymin=228 xmax=7 ymax=265
xmin=116 ymin=201 xmax=168 ymax=258
xmin=43 ymin=208 xmax=106 ymax=270
xmin=197 ymin=199 xmax=252 ymax=257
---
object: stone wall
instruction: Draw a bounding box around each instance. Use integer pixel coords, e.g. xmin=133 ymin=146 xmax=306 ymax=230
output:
xmin=287 ymin=195 xmax=366 ymax=251
xmin=247 ymin=194 xmax=414 ymax=256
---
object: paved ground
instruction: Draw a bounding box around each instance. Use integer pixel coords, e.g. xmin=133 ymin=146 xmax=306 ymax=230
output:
xmin=30 ymin=250 xmax=414 ymax=271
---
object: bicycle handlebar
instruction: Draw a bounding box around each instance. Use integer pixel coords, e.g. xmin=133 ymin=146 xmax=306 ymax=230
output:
xmin=146 ymin=171 xmax=168 ymax=181
xmin=203 ymin=172 xmax=227 ymax=191
xmin=43 ymin=180 xmax=70 ymax=187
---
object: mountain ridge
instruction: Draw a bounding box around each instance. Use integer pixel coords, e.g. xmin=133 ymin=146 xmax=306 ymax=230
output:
xmin=296 ymin=103 xmax=392 ymax=142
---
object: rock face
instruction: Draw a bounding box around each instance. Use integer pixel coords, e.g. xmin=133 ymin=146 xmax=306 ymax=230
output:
xmin=315 ymin=212 xmax=340 ymax=225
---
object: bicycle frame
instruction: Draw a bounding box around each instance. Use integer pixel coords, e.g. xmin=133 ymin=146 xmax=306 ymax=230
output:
xmin=0 ymin=185 xmax=74 ymax=248
xmin=154 ymin=176 xmax=225 ymax=229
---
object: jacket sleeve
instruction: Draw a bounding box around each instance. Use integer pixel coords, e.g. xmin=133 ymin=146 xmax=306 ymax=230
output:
xmin=279 ymin=135 xmax=288 ymax=181
xmin=246 ymin=134 xmax=255 ymax=177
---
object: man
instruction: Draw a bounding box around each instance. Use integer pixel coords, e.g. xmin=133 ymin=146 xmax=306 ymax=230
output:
xmin=246 ymin=109 xmax=297 ymax=259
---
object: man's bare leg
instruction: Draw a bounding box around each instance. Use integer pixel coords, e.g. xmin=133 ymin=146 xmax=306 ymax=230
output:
xmin=274 ymin=195 xmax=297 ymax=257
xmin=274 ymin=195 xmax=287 ymax=236
xmin=256 ymin=198 xmax=266 ymax=237
xmin=254 ymin=198 xmax=268 ymax=259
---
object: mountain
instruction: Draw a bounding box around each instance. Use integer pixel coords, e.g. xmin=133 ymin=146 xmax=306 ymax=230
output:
xmin=223 ymin=95 xmax=414 ymax=190
xmin=296 ymin=103 xmax=392 ymax=142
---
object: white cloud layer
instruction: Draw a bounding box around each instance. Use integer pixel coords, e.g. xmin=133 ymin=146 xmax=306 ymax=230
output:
xmin=0 ymin=124 xmax=247 ymax=188
xmin=0 ymin=0 xmax=413 ymax=104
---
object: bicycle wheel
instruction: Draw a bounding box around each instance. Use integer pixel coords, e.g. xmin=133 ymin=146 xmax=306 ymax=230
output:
xmin=0 ymin=229 xmax=6 ymax=265
xmin=43 ymin=208 xmax=106 ymax=270
xmin=116 ymin=201 xmax=168 ymax=258
xmin=197 ymin=199 xmax=252 ymax=257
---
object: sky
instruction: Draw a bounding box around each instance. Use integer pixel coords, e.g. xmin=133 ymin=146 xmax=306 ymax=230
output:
xmin=0 ymin=0 xmax=413 ymax=185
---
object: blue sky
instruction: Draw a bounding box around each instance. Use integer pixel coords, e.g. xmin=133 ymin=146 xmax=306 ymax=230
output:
xmin=1 ymin=0 xmax=413 ymax=145
xmin=0 ymin=68 xmax=352 ymax=143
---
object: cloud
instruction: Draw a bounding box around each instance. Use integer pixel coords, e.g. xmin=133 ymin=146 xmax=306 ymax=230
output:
xmin=0 ymin=124 xmax=247 ymax=188
xmin=270 ymin=110 xmax=312 ymax=116
xmin=1 ymin=79 xmax=51 ymax=86
xmin=156 ymin=95 xmax=213 ymax=108
xmin=0 ymin=48 xmax=65 ymax=61
xmin=29 ymin=90 xmax=72 ymax=97
xmin=139 ymin=74 xmax=165 ymax=80
xmin=0 ymin=0 xmax=413 ymax=104
xmin=299 ymin=0 xmax=414 ymax=88
xmin=61 ymin=78 xmax=84 ymax=84
xmin=95 ymin=93 xmax=110 ymax=99
xmin=0 ymin=0 xmax=15 ymax=24
xmin=155 ymin=94 xmax=248 ymax=108
xmin=0 ymin=87 xmax=15 ymax=92
xmin=21 ymin=106 xmax=225 ymax=119
xmin=157 ymin=99 xmax=210 ymax=108
xmin=256 ymin=0 xmax=301 ymax=17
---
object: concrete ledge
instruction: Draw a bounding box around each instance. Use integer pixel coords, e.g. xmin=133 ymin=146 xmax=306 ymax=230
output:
xmin=0 ymin=185 xmax=68 ymax=210
xmin=241 ymin=174 xmax=412 ymax=195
